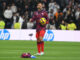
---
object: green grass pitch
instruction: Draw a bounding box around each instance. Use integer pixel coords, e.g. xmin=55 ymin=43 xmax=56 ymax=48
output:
xmin=0 ymin=40 xmax=80 ymax=60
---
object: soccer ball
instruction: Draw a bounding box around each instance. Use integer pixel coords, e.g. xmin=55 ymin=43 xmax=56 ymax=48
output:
xmin=40 ymin=18 xmax=46 ymax=25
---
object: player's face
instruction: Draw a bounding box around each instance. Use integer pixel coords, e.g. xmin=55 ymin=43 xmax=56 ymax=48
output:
xmin=37 ymin=3 xmax=43 ymax=10
xmin=62 ymin=21 xmax=65 ymax=24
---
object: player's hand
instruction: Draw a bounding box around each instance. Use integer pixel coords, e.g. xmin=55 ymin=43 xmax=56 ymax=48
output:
xmin=29 ymin=18 xmax=32 ymax=22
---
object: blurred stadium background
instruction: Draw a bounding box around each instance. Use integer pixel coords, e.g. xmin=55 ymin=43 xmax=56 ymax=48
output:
xmin=0 ymin=0 xmax=80 ymax=30
xmin=0 ymin=0 xmax=80 ymax=60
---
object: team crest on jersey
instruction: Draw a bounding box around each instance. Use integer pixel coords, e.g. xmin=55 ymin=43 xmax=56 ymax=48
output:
xmin=41 ymin=13 xmax=44 ymax=15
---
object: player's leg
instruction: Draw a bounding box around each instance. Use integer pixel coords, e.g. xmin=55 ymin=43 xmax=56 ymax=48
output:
xmin=39 ymin=30 xmax=45 ymax=54
xmin=38 ymin=36 xmax=44 ymax=55
xmin=36 ymin=30 xmax=45 ymax=55
xmin=36 ymin=32 xmax=41 ymax=54
xmin=39 ymin=36 xmax=44 ymax=52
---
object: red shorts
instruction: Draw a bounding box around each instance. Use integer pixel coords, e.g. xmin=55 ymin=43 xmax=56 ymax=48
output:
xmin=36 ymin=30 xmax=45 ymax=39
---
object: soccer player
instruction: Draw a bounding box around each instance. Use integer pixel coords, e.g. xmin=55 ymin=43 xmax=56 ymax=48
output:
xmin=30 ymin=2 xmax=49 ymax=55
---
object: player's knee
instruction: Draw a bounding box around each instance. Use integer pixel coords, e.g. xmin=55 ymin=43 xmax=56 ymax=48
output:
xmin=37 ymin=36 xmax=43 ymax=42
xmin=37 ymin=40 xmax=40 ymax=42
xmin=37 ymin=38 xmax=41 ymax=42
xmin=39 ymin=36 xmax=43 ymax=41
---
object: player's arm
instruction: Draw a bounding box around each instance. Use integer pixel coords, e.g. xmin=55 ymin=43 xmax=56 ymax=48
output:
xmin=44 ymin=11 xmax=49 ymax=24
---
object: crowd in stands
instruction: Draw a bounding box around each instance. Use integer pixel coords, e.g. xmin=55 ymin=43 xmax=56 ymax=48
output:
xmin=0 ymin=0 xmax=80 ymax=30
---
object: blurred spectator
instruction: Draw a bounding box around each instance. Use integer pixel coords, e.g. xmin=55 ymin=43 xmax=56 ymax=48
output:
xmin=0 ymin=2 xmax=7 ymax=18
xmin=24 ymin=11 xmax=29 ymax=22
xmin=27 ymin=21 xmax=34 ymax=29
xmin=0 ymin=18 xmax=5 ymax=29
xmin=48 ymin=9 xmax=55 ymax=19
xmin=22 ymin=11 xmax=29 ymax=29
xmin=42 ymin=3 xmax=46 ymax=11
xmin=4 ymin=6 xmax=13 ymax=29
xmin=54 ymin=9 xmax=63 ymax=29
xmin=13 ymin=13 xmax=24 ymax=29
xmin=59 ymin=20 xmax=67 ymax=30
xmin=49 ymin=0 xmax=55 ymax=12
xmin=23 ymin=4 xmax=29 ymax=13
xmin=49 ymin=1 xmax=60 ymax=14
xmin=0 ymin=0 xmax=79 ymax=30
xmin=11 ymin=3 xmax=17 ymax=13
xmin=64 ymin=8 xmax=73 ymax=23
xmin=77 ymin=14 xmax=80 ymax=30
xmin=67 ymin=20 xmax=77 ymax=30
xmin=16 ymin=0 xmax=24 ymax=9
xmin=57 ymin=10 xmax=63 ymax=23
xmin=28 ymin=0 xmax=37 ymax=11
xmin=57 ymin=0 xmax=67 ymax=10
xmin=42 ymin=0 xmax=48 ymax=11
xmin=14 ymin=22 xmax=21 ymax=29
xmin=1 ymin=2 xmax=7 ymax=12
xmin=49 ymin=16 xmax=56 ymax=30
xmin=12 ymin=13 xmax=19 ymax=28
xmin=75 ymin=8 xmax=80 ymax=20
xmin=4 ymin=6 xmax=13 ymax=19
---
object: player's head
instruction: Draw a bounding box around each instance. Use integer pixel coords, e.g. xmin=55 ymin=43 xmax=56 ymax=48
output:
xmin=37 ymin=2 xmax=43 ymax=10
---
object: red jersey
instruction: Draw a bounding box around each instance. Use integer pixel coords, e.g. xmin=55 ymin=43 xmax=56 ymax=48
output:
xmin=31 ymin=10 xmax=49 ymax=32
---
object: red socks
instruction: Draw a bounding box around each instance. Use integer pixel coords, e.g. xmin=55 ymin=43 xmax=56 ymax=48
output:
xmin=41 ymin=41 xmax=44 ymax=52
xmin=37 ymin=41 xmax=44 ymax=53
xmin=37 ymin=42 xmax=41 ymax=53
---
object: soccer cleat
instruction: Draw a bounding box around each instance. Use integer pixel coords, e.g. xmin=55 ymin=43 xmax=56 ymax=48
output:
xmin=36 ymin=53 xmax=41 ymax=55
xmin=31 ymin=55 xmax=36 ymax=58
xmin=41 ymin=52 xmax=44 ymax=55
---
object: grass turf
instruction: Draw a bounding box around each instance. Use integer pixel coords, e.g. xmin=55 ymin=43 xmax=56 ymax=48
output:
xmin=0 ymin=40 xmax=80 ymax=60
